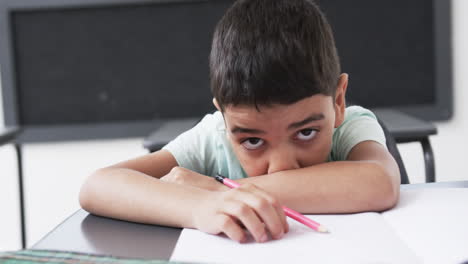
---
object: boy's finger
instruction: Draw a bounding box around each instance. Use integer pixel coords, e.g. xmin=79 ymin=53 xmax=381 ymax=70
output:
xmin=217 ymin=214 xmax=246 ymax=243
xmin=274 ymin=204 xmax=289 ymax=234
xmin=249 ymin=188 xmax=289 ymax=235
xmin=223 ymin=201 xmax=267 ymax=243
xmin=234 ymin=187 xmax=285 ymax=240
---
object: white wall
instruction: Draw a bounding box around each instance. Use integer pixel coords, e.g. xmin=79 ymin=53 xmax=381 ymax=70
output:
xmin=1 ymin=0 xmax=467 ymax=250
xmin=0 ymin=137 xmax=147 ymax=250
xmin=434 ymin=0 xmax=468 ymax=180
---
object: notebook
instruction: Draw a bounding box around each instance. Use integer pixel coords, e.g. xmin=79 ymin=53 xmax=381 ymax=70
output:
xmin=170 ymin=188 xmax=468 ymax=264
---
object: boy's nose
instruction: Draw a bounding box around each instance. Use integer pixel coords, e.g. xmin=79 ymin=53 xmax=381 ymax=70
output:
xmin=267 ymin=150 xmax=300 ymax=175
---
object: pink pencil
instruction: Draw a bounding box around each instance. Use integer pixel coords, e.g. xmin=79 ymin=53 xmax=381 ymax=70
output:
xmin=215 ymin=174 xmax=329 ymax=233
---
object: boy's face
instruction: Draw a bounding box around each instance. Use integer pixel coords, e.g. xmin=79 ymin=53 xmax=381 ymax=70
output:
xmin=215 ymin=75 xmax=347 ymax=177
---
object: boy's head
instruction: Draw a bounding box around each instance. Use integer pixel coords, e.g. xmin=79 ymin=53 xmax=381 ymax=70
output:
xmin=210 ymin=0 xmax=341 ymax=110
xmin=209 ymin=0 xmax=349 ymax=176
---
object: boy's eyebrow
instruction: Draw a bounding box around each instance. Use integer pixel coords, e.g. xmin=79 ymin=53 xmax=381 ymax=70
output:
xmin=288 ymin=113 xmax=325 ymax=129
xmin=231 ymin=126 xmax=266 ymax=135
xmin=230 ymin=113 xmax=325 ymax=135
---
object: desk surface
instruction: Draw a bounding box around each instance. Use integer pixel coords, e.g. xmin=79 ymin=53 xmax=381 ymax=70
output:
xmin=33 ymin=181 xmax=468 ymax=260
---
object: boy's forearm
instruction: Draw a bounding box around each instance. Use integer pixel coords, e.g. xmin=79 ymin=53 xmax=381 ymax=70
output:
xmin=237 ymin=161 xmax=399 ymax=214
xmin=79 ymin=168 xmax=208 ymax=228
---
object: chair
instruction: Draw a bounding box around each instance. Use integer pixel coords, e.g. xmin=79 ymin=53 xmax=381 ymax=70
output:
xmin=373 ymin=109 xmax=437 ymax=183
xmin=377 ymin=119 xmax=410 ymax=184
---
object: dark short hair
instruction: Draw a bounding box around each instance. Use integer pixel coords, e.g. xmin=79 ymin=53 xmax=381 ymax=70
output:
xmin=210 ymin=0 xmax=341 ymax=111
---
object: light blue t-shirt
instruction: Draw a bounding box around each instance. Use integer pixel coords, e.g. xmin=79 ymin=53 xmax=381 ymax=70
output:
xmin=163 ymin=106 xmax=386 ymax=180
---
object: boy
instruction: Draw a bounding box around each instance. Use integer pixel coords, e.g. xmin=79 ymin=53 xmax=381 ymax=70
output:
xmin=80 ymin=0 xmax=400 ymax=244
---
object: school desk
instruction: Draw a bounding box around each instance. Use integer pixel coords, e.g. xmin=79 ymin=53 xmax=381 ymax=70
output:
xmin=31 ymin=180 xmax=468 ymax=261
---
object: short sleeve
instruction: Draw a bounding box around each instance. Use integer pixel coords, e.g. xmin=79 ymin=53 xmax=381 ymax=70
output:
xmin=330 ymin=106 xmax=387 ymax=161
xmin=162 ymin=112 xmax=221 ymax=175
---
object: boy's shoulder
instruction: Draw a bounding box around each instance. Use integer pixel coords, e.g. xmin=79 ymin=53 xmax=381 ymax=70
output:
xmin=330 ymin=105 xmax=384 ymax=161
xmin=344 ymin=105 xmax=378 ymax=120
xmin=197 ymin=111 xmax=225 ymax=131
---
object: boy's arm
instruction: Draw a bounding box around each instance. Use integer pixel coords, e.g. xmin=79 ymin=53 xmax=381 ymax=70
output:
xmin=79 ymin=150 xmax=195 ymax=227
xmin=236 ymin=141 xmax=400 ymax=214
xmin=79 ymin=150 xmax=288 ymax=243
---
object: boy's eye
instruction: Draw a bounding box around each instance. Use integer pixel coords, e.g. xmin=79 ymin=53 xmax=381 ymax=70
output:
xmin=241 ymin=138 xmax=264 ymax=150
xmin=296 ymin=129 xmax=317 ymax=141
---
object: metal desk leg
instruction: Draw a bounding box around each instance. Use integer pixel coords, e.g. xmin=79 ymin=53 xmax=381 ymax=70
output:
xmin=14 ymin=143 xmax=26 ymax=248
xmin=421 ymin=137 xmax=435 ymax=183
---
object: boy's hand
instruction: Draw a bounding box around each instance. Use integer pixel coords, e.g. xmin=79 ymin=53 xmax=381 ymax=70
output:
xmin=160 ymin=166 xmax=229 ymax=191
xmin=191 ymin=183 xmax=289 ymax=243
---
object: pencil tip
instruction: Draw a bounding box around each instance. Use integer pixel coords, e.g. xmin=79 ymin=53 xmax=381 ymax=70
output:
xmin=318 ymin=226 xmax=329 ymax=233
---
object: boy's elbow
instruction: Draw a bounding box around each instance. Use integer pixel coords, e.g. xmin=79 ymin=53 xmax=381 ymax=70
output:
xmin=79 ymin=175 xmax=94 ymax=213
xmin=79 ymin=183 xmax=93 ymax=213
xmin=79 ymin=168 xmax=107 ymax=213
xmin=375 ymin=183 xmax=399 ymax=212
xmin=358 ymin=161 xmax=400 ymax=212
xmin=371 ymin=165 xmax=400 ymax=212
xmin=79 ymin=190 xmax=91 ymax=213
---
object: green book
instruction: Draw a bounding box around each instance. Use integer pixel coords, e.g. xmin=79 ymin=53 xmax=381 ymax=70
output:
xmin=0 ymin=249 xmax=195 ymax=264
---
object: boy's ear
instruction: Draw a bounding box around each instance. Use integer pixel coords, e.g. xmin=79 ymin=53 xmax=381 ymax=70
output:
xmin=213 ymin=98 xmax=222 ymax=112
xmin=334 ymin=73 xmax=348 ymax=128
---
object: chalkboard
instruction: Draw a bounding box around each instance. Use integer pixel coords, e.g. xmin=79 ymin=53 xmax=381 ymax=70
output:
xmin=0 ymin=0 xmax=452 ymax=142
xmin=318 ymin=0 xmax=451 ymax=120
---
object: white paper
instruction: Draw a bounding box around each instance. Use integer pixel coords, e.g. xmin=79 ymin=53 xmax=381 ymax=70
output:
xmin=382 ymin=188 xmax=468 ymax=264
xmin=170 ymin=188 xmax=468 ymax=264
xmin=171 ymin=213 xmax=421 ymax=264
